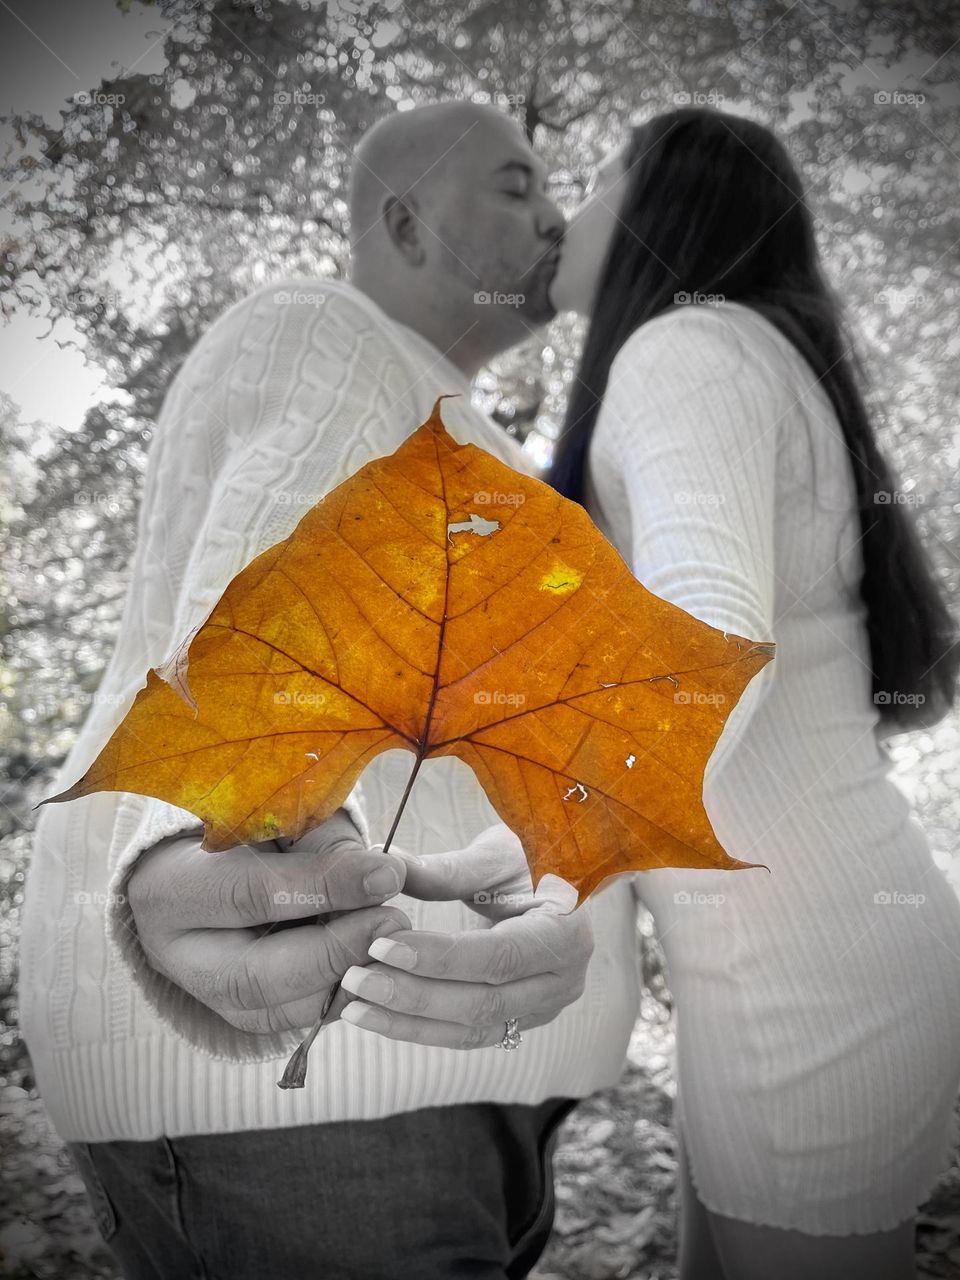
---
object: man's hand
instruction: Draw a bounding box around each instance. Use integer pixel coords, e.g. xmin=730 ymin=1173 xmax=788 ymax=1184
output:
xmin=126 ymin=809 xmax=412 ymax=1036
xmin=336 ymin=824 xmax=594 ymax=1049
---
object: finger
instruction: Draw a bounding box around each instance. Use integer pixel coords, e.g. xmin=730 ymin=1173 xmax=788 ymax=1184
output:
xmin=390 ymin=837 xmax=522 ymax=904
xmin=338 ymin=1001 xmax=542 ymax=1050
xmin=155 ymin=905 xmax=410 ymax=1015
xmin=130 ymin=831 xmax=409 ymax=930
xmin=366 ymin=906 xmax=591 ymax=985
xmin=389 ymin=835 xmax=576 ymax=916
xmin=339 ymin=960 xmax=574 ymax=1027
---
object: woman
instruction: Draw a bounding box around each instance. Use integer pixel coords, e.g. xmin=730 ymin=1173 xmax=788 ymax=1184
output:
xmin=548 ymin=107 xmax=960 ymax=1280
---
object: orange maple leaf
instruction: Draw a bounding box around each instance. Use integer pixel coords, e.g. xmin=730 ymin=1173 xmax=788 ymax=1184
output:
xmin=43 ymin=397 xmax=774 ymax=906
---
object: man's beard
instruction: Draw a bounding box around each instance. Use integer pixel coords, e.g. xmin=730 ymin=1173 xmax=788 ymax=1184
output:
xmin=435 ymin=233 xmax=559 ymax=326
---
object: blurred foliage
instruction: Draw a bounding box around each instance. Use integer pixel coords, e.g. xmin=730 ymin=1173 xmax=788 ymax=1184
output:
xmin=1 ymin=0 xmax=958 ymax=780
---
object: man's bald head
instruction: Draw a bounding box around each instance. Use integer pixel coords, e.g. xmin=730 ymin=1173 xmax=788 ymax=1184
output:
xmin=346 ymin=99 xmax=564 ymax=373
xmin=349 ymin=100 xmax=523 ymax=245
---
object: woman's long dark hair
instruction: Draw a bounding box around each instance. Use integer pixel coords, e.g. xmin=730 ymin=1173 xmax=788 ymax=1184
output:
xmin=547 ymin=107 xmax=957 ymax=733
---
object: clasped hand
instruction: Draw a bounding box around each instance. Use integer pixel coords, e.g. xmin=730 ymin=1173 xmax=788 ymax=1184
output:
xmin=127 ymin=812 xmax=593 ymax=1050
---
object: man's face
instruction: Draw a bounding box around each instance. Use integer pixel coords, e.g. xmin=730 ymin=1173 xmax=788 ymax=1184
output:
xmin=421 ymin=115 xmax=565 ymax=328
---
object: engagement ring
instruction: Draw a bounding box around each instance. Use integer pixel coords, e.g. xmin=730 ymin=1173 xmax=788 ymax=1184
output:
xmin=496 ymin=1017 xmax=523 ymax=1050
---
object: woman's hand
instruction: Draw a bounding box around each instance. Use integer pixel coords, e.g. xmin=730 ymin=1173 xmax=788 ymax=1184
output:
xmin=334 ymin=824 xmax=594 ymax=1049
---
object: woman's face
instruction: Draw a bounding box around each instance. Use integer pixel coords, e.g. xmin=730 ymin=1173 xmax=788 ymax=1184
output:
xmin=550 ymin=145 xmax=632 ymax=316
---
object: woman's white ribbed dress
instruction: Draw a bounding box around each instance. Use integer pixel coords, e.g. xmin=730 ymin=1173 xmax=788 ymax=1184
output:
xmin=585 ymin=300 xmax=960 ymax=1234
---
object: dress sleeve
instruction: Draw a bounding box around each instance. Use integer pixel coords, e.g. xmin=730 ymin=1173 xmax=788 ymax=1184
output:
xmin=100 ymin=286 xmax=416 ymax=1062
xmin=590 ymin=306 xmax=781 ymax=886
xmin=594 ymin=307 xmax=779 ymax=640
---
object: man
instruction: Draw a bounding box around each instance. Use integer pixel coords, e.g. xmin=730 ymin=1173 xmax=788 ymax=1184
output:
xmin=20 ymin=101 xmax=642 ymax=1278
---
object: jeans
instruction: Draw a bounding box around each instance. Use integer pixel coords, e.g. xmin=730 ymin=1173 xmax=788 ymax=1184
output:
xmin=66 ymin=1096 xmax=579 ymax=1279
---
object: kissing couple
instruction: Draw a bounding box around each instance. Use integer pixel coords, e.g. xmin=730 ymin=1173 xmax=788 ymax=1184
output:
xmin=22 ymin=98 xmax=960 ymax=1280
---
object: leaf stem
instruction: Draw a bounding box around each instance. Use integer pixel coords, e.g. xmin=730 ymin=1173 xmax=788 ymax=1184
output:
xmin=276 ymin=754 xmax=425 ymax=1089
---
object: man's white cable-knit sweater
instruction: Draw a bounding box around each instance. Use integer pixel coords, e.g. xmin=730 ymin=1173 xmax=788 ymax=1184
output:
xmin=18 ymin=280 xmax=643 ymax=1142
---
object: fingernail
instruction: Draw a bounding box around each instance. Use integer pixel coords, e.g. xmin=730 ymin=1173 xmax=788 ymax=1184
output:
xmin=368 ymin=936 xmax=417 ymax=969
xmin=341 ymin=965 xmax=395 ymax=1003
xmin=341 ymin=1001 xmax=391 ymax=1032
xmin=363 ymin=865 xmax=402 ymax=896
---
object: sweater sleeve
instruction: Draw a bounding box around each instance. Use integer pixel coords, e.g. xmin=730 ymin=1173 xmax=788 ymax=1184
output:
xmin=589 ymin=306 xmax=780 ymax=791
xmin=102 ymin=285 xmax=418 ymax=1063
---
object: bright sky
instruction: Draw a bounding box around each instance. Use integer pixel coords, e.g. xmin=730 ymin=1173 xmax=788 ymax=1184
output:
xmin=0 ymin=0 xmax=172 ymax=430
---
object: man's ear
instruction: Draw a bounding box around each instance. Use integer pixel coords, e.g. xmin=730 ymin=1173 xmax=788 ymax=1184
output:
xmin=382 ymin=193 xmax=426 ymax=266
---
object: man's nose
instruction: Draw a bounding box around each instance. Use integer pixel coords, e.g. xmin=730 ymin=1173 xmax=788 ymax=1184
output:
xmin=536 ymin=195 xmax=566 ymax=245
